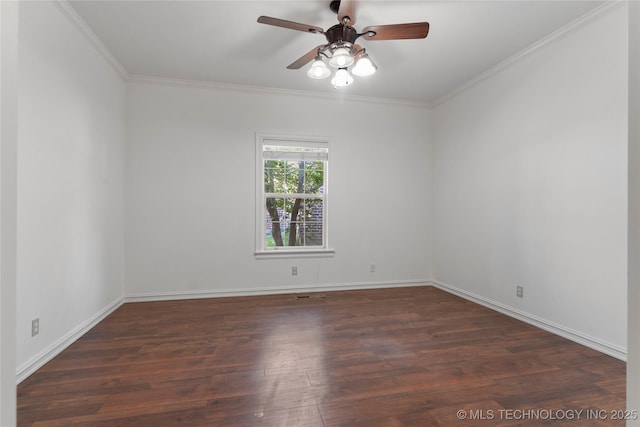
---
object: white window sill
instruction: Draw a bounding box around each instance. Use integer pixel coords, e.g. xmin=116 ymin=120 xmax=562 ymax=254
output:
xmin=255 ymin=248 xmax=335 ymax=260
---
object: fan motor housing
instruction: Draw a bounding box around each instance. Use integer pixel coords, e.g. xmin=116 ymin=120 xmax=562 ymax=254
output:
xmin=325 ymin=24 xmax=359 ymax=44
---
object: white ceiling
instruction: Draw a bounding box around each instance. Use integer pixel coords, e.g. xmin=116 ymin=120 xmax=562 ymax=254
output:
xmin=68 ymin=0 xmax=605 ymax=104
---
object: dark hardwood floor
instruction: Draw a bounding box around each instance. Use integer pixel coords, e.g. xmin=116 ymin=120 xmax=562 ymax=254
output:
xmin=18 ymin=286 xmax=626 ymax=426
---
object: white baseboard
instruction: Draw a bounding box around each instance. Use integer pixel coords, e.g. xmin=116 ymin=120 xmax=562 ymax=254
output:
xmin=432 ymin=280 xmax=627 ymax=361
xmin=125 ymin=280 xmax=430 ymax=303
xmin=16 ymin=296 xmax=125 ymax=384
xmin=16 ymin=281 xmax=426 ymax=384
xmin=18 ymin=279 xmax=622 ymax=386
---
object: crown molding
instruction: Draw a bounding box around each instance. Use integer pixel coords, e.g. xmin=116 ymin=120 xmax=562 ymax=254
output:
xmin=126 ymin=74 xmax=432 ymax=109
xmin=431 ymin=0 xmax=624 ymax=108
xmin=45 ymin=0 xmax=621 ymax=109
xmin=54 ymin=0 xmax=128 ymax=80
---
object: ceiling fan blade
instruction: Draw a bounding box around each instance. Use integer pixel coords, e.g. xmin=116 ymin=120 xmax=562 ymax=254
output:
xmin=257 ymin=16 xmax=324 ymax=34
xmin=287 ymin=45 xmax=327 ymax=69
xmin=361 ymin=22 xmax=430 ymax=40
xmin=337 ymin=0 xmax=358 ymax=26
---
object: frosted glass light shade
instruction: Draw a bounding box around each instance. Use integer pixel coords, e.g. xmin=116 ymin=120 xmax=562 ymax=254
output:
xmin=307 ymin=58 xmax=330 ymax=79
xmin=329 ymin=47 xmax=354 ymax=68
xmin=352 ymin=55 xmax=377 ymax=77
xmin=331 ymin=68 xmax=353 ymax=87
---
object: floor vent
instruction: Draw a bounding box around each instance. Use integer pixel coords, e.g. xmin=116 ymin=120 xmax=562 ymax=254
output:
xmin=295 ymin=293 xmax=326 ymax=300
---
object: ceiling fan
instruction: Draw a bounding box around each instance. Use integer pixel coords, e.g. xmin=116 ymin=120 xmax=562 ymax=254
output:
xmin=257 ymin=0 xmax=429 ymax=87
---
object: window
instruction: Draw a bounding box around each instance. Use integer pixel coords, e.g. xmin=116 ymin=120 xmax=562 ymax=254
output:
xmin=255 ymin=134 xmax=332 ymax=257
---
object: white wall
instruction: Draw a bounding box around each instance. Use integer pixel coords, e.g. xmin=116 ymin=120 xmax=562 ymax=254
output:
xmin=3 ymin=1 xmax=633 ymax=422
xmin=628 ymin=1 xmax=640 ymax=422
xmin=432 ymin=3 xmax=628 ymax=356
xmin=16 ymin=2 xmax=126 ymax=378
xmin=126 ymin=81 xmax=432 ymax=298
xmin=1 ymin=2 xmax=19 ymax=424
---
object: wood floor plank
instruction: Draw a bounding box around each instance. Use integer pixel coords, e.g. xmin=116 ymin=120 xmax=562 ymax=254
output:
xmin=18 ymin=286 xmax=626 ymax=426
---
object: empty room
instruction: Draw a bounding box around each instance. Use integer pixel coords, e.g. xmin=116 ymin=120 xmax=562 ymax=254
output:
xmin=1 ymin=0 xmax=640 ymax=426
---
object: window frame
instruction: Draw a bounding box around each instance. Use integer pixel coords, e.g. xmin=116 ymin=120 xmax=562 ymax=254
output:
xmin=255 ymin=133 xmax=334 ymax=259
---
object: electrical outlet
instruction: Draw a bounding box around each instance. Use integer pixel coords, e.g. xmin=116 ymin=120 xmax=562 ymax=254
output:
xmin=516 ymin=286 xmax=524 ymax=298
xmin=31 ymin=318 xmax=39 ymax=337
xmin=292 ymin=266 xmax=298 ymax=276
xmin=370 ymin=264 xmax=376 ymax=273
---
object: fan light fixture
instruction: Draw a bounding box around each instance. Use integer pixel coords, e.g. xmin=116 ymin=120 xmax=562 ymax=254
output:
xmin=309 ymin=46 xmax=376 ymax=88
xmin=307 ymin=56 xmax=331 ymax=79
xmin=328 ymin=46 xmax=354 ymax=68
xmin=352 ymin=53 xmax=377 ymax=77
xmin=331 ymin=68 xmax=354 ymax=87
xmin=257 ymin=0 xmax=430 ymax=90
